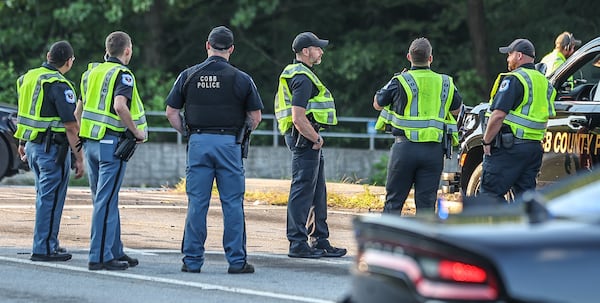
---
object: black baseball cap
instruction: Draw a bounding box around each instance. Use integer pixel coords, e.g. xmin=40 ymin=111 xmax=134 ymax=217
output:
xmin=208 ymin=26 xmax=234 ymax=50
xmin=292 ymin=32 xmax=329 ymax=53
xmin=499 ymin=38 xmax=535 ymax=58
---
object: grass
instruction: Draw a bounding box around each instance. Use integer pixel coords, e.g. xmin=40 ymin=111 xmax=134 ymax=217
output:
xmin=172 ymin=178 xmax=385 ymax=211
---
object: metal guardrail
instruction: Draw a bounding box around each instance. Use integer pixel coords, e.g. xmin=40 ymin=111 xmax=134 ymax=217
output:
xmin=146 ymin=111 xmax=392 ymax=150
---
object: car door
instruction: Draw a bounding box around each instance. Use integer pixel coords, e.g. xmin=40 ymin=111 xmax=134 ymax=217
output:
xmin=538 ymin=37 xmax=600 ymax=186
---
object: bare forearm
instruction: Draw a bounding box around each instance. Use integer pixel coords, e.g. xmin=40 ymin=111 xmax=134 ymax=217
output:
xmin=166 ymin=106 xmax=183 ymax=134
xmin=483 ymin=111 xmax=506 ymax=143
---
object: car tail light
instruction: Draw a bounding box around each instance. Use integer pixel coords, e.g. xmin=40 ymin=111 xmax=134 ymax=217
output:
xmin=358 ymin=247 xmax=499 ymax=301
xmin=438 ymin=260 xmax=488 ymax=283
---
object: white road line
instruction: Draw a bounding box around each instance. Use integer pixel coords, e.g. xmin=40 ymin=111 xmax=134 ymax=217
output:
xmin=0 ymin=256 xmax=335 ymax=303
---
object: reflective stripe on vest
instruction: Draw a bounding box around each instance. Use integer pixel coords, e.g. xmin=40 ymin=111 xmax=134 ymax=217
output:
xmin=274 ymin=63 xmax=337 ymax=134
xmin=487 ymin=68 xmax=556 ymax=140
xmin=14 ymin=67 xmax=73 ymax=141
xmin=79 ymin=62 xmax=147 ymax=140
xmin=376 ymin=70 xmax=457 ymax=143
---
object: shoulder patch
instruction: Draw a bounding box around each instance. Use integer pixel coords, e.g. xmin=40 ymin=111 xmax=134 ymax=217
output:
xmin=121 ymin=74 xmax=134 ymax=87
xmin=64 ymin=89 xmax=76 ymax=104
xmin=498 ymin=79 xmax=510 ymax=92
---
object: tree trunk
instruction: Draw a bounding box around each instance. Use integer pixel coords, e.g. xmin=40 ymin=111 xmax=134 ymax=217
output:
xmin=143 ymin=0 xmax=163 ymax=68
xmin=467 ymin=0 xmax=490 ymax=97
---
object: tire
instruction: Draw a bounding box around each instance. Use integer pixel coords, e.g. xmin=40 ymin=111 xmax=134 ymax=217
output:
xmin=0 ymin=138 xmax=10 ymax=182
xmin=465 ymin=162 xmax=514 ymax=202
xmin=465 ymin=163 xmax=483 ymax=196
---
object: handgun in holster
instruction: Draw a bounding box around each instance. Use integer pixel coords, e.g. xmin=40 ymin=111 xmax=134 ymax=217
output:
xmin=53 ymin=133 xmax=69 ymax=165
xmin=236 ymin=119 xmax=253 ymax=159
xmin=114 ymin=129 xmax=138 ymax=161
xmin=442 ymin=125 xmax=452 ymax=159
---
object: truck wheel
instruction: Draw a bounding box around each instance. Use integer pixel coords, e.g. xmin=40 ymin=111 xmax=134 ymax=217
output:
xmin=465 ymin=163 xmax=483 ymax=196
xmin=465 ymin=162 xmax=514 ymax=202
xmin=0 ymin=138 xmax=10 ymax=182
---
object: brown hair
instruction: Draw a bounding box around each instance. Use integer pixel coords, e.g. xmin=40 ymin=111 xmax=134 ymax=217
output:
xmin=105 ymin=31 xmax=131 ymax=57
xmin=409 ymin=37 xmax=432 ymax=66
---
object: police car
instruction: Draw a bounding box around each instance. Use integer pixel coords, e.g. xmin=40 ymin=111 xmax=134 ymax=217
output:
xmin=443 ymin=36 xmax=600 ymax=196
xmin=0 ymin=103 xmax=27 ymax=181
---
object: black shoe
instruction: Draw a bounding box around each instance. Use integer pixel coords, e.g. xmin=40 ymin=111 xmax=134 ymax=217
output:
xmin=118 ymin=254 xmax=139 ymax=267
xmin=88 ymin=259 xmax=129 ymax=271
xmin=181 ymin=264 xmax=201 ymax=273
xmin=228 ymin=262 xmax=255 ymax=274
xmin=57 ymin=246 xmax=67 ymax=253
xmin=30 ymin=253 xmax=72 ymax=262
xmin=288 ymin=246 xmax=325 ymax=259
xmin=315 ymin=242 xmax=347 ymax=257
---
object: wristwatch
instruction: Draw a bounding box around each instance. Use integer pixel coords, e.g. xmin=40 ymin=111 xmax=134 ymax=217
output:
xmin=481 ymin=139 xmax=491 ymax=146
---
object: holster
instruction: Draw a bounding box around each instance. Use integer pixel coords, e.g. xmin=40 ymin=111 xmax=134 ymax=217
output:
xmin=114 ymin=130 xmax=138 ymax=161
xmin=53 ymin=134 xmax=69 ymax=165
xmin=501 ymin=133 xmax=514 ymax=149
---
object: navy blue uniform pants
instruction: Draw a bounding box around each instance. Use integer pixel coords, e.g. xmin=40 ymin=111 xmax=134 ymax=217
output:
xmin=480 ymin=142 xmax=543 ymax=201
xmin=383 ymin=140 xmax=444 ymax=215
xmin=181 ymin=133 xmax=248 ymax=271
xmin=25 ymin=141 xmax=71 ymax=255
xmin=284 ymin=134 xmax=329 ymax=250
xmin=84 ymin=135 xmax=128 ymax=263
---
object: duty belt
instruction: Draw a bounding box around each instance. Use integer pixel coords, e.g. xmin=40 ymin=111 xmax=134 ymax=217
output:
xmin=30 ymin=132 xmax=65 ymax=144
xmin=105 ymin=129 xmax=125 ymax=137
xmin=513 ymin=137 xmax=539 ymax=145
xmin=395 ymin=136 xmax=411 ymax=143
xmin=189 ymin=128 xmax=237 ymax=136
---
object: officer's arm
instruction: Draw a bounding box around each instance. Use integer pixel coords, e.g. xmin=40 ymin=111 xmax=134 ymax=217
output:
xmin=74 ymin=99 xmax=83 ymax=126
xmin=114 ymin=95 xmax=145 ymax=141
xmin=373 ymin=95 xmax=383 ymax=111
xmin=247 ymin=110 xmax=261 ymax=130
xmin=482 ymin=109 xmax=507 ymax=144
xmin=292 ymin=106 xmax=320 ymax=143
xmin=64 ymin=121 xmax=84 ymax=178
xmin=166 ymin=105 xmax=183 ymax=134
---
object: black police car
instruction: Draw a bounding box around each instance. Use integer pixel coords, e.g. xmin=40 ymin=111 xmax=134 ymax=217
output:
xmin=345 ymin=169 xmax=600 ymax=303
xmin=0 ymin=103 xmax=27 ymax=181
xmin=443 ymin=36 xmax=600 ymax=196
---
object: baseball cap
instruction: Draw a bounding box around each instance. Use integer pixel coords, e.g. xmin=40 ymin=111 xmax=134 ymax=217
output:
xmin=292 ymin=32 xmax=329 ymax=53
xmin=499 ymin=38 xmax=535 ymax=58
xmin=208 ymin=26 xmax=234 ymax=50
xmin=556 ymin=31 xmax=581 ymax=49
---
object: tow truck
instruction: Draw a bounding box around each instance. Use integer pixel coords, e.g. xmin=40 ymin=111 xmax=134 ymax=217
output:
xmin=443 ymin=37 xmax=600 ymax=196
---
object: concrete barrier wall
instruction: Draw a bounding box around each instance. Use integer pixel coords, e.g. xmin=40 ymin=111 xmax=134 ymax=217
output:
xmin=123 ymin=143 xmax=389 ymax=187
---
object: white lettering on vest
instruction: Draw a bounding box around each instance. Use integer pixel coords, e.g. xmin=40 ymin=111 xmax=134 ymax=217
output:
xmin=197 ymin=75 xmax=220 ymax=89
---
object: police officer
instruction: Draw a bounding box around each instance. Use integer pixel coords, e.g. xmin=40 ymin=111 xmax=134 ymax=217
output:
xmin=540 ymin=32 xmax=581 ymax=77
xmin=373 ymin=37 xmax=462 ymax=215
xmin=275 ymin=32 xmax=346 ymax=258
xmin=481 ymin=38 xmax=556 ymax=201
xmin=165 ymin=26 xmax=263 ymax=274
xmin=15 ymin=40 xmax=85 ymax=261
xmin=78 ymin=31 xmax=147 ymax=270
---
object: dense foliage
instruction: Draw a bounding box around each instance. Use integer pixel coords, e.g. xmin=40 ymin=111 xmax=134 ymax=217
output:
xmin=1 ymin=0 xmax=598 ymax=115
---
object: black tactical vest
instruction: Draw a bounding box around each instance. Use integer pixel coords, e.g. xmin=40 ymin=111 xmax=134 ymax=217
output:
xmin=184 ymin=63 xmax=245 ymax=130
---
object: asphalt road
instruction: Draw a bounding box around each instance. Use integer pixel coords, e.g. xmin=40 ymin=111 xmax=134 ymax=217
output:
xmin=0 ymin=181 xmax=389 ymax=303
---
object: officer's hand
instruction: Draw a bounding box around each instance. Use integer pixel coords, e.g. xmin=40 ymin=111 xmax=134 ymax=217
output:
xmin=483 ymin=144 xmax=491 ymax=156
xmin=73 ymin=158 xmax=85 ymax=179
xmin=312 ymin=136 xmax=324 ymax=150
xmin=18 ymin=145 xmax=27 ymax=163
xmin=133 ymin=129 xmax=146 ymax=143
